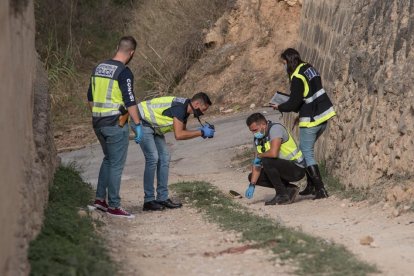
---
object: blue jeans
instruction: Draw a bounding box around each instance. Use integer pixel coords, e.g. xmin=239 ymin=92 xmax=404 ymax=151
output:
xmin=299 ymin=122 xmax=327 ymax=167
xmin=139 ymin=125 xmax=171 ymax=203
xmin=94 ymin=124 xmax=129 ymax=208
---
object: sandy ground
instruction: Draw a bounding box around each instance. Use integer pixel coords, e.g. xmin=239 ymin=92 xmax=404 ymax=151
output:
xmin=61 ymin=110 xmax=414 ymax=275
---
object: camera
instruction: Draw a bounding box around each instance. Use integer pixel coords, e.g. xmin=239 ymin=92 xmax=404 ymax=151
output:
xmin=206 ymin=122 xmax=215 ymax=130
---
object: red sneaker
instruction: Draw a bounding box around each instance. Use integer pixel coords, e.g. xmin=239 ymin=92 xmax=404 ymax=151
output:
xmin=93 ymin=199 xmax=108 ymax=212
xmin=107 ymin=207 xmax=135 ymax=218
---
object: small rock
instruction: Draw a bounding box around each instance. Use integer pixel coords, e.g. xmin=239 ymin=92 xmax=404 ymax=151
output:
xmin=392 ymin=208 xmax=401 ymax=217
xmin=249 ymin=103 xmax=256 ymax=109
xmin=340 ymin=203 xmax=346 ymax=208
xmin=219 ymin=107 xmax=224 ymax=112
xmin=262 ymin=110 xmax=268 ymax=114
xmin=369 ymin=241 xmax=379 ymax=248
xmin=360 ymin=236 xmax=374 ymax=246
xmin=78 ymin=210 xmax=88 ymax=218
xmin=403 ymin=205 xmax=411 ymax=211
xmin=222 ymin=108 xmax=234 ymax=113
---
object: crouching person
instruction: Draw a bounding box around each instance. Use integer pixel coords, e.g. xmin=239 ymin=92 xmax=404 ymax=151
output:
xmin=245 ymin=113 xmax=305 ymax=205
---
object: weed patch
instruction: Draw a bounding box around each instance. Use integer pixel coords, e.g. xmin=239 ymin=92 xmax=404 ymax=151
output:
xmin=320 ymin=163 xmax=370 ymax=202
xmin=28 ymin=165 xmax=115 ymax=275
xmin=172 ymin=181 xmax=378 ymax=276
xmin=231 ymin=145 xmax=254 ymax=168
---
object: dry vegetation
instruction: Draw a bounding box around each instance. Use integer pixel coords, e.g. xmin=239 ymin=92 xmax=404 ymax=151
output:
xmin=35 ymin=0 xmax=235 ymax=150
xmin=130 ymin=0 xmax=235 ymax=99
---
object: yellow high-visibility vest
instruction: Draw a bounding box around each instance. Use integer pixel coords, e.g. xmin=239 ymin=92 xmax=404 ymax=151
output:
xmin=255 ymin=122 xmax=304 ymax=164
xmin=138 ymin=96 xmax=179 ymax=135
xmin=91 ymin=61 xmax=125 ymax=117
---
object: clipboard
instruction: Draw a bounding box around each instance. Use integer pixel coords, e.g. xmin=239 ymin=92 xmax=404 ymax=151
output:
xmin=269 ymin=91 xmax=290 ymax=105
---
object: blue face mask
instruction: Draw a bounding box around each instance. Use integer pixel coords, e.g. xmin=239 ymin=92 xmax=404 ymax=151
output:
xmin=254 ymin=131 xmax=265 ymax=139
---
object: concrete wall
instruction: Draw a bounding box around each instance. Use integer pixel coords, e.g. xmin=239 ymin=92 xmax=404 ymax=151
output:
xmin=298 ymin=0 xmax=414 ymax=200
xmin=0 ymin=1 xmax=57 ymax=275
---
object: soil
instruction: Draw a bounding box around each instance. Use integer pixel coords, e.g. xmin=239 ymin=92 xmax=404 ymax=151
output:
xmin=61 ymin=110 xmax=414 ymax=276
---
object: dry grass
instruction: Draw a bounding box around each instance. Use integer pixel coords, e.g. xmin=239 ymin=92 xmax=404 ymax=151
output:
xmin=131 ymin=0 xmax=235 ymax=98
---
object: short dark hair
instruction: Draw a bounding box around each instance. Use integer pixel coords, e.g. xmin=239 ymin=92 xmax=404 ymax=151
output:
xmin=191 ymin=92 xmax=212 ymax=105
xmin=246 ymin=113 xmax=267 ymax=126
xmin=118 ymin=36 xmax=137 ymax=52
xmin=280 ymin=48 xmax=304 ymax=76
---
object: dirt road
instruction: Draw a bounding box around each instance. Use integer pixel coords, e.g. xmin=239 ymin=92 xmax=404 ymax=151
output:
xmin=61 ymin=111 xmax=414 ymax=275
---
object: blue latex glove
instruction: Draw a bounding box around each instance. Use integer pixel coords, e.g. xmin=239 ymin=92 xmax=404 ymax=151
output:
xmin=252 ymin=157 xmax=262 ymax=167
xmin=200 ymin=124 xmax=215 ymax=139
xmin=135 ymin=124 xmax=143 ymax=144
xmin=245 ymin=183 xmax=255 ymax=199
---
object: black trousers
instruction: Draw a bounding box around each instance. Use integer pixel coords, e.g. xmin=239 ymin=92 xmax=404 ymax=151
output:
xmin=249 ymin=158 xmax=305 ymax=195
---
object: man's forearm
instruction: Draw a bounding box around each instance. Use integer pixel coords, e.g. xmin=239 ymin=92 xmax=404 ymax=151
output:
xmin=127 ymin=105 xmax=141 ymax=125
xmin=174 ymin=129 xmax=202 ymax=140
xmin=250 ymin=167 xmax=261 ymax=184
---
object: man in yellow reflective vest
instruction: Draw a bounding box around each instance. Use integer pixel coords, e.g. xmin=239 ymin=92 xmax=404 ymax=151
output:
xmin=245 ymin=113 xmax=305 ymax=205
xmin=87 ymin=36 xmax=142 ymax=218
xmin=132 ymin=92 xmax=214 ymax=211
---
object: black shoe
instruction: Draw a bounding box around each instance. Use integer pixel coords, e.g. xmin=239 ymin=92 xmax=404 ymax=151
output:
xmin=143 ymin=201 xmax=166 ymax=211
xmin=265 ymin=194 xmax=290 ymax=205
xmin=299 ymin=184 xmax=315 ymax=196
xmin=314 ymin=188 xmax=329 ymax=200
xmin=287 ymin=185 xmax=300 ymax=203
xmin=157 ymin=199 xmax=183 ymax=209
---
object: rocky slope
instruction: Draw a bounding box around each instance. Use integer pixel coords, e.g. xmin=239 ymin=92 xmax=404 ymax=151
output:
xmin=175 ymin=0 xmax=302 ymax=111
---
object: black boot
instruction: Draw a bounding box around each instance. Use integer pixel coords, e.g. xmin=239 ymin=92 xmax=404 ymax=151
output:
xmin=265 ymin=194 xmax=290 ymax=205
xmin=281 ymin=179 xmax=299 ymax=203
xmin=299 ymin=170 xmax=315 ymax=196
xmin=306 ymin=165 xmax=329 ymax=200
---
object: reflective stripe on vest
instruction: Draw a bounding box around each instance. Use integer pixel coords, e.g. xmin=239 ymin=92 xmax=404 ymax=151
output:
xmin=138 ymin=96 xmax=177 ymax=134
xmin=304 ymin=88 xmax=325 ymax=104
xmin=291 ymin=63 xmax=309 ymax=97
xmin=299 ymin=106 xmax=336 ymax=127
xmin=91 ymin=62 xmax=125 ymax=117
xmin=255 ymin=123 xmax=304 ymax=164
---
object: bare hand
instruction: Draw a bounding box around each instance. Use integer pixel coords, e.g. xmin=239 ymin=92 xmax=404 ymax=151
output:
xmin=270 ymin=103 xmax=278 ymax=110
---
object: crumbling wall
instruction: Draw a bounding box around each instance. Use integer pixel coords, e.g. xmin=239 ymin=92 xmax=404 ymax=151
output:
xmin=0 ymin=1 xmax=57 ymax=275
xmin=298 ymin=0 xmax=414 ymax=201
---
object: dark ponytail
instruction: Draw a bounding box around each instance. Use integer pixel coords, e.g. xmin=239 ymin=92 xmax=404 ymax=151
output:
xmin=280 ymin=48 xmax=304 ymax=77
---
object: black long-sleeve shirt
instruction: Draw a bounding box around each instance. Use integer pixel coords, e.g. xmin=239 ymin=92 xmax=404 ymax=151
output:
xmin=278 ymin=77 xmax=304 ymax=113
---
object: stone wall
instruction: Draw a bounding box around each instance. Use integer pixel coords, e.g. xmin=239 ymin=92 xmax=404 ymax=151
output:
xmin=0 ymin=1 xmax=57 ymax=275
xmin=298 ymin=0 xmax=414 ymax=200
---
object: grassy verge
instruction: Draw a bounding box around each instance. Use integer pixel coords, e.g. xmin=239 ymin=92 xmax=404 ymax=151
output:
xmin=320 ymin=163 xmax=370 ymax=202
xmin=171 ymin=181 xmax=378 ymax=276
xmin=28 ymin=165 xmax=116 ymax=275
